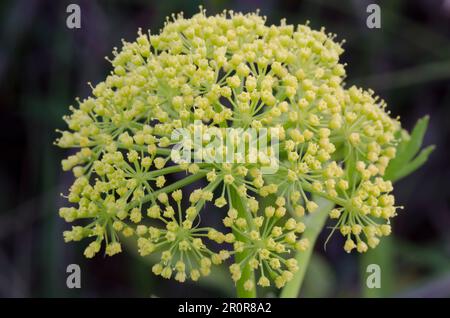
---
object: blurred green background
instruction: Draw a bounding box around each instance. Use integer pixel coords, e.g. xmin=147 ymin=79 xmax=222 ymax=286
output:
xmin=0 ymin=0 xmax=449 ymax=297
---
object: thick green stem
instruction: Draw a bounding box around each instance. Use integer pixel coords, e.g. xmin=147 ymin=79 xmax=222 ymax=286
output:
xmin=230 ymin=187 xmax=256 ymax=298
xmin=360 ymin=236 xmax=394 ymax=297
xmin=280 ymin=196 xmax=334 ymax=298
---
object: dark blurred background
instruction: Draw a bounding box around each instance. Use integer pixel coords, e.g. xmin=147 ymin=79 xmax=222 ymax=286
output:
xmin=0 ymin=0 xmax=449 ymax=298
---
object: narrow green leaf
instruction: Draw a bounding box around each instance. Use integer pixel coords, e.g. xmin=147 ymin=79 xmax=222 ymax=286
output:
xmin=384 ymin=130 xmax=409 ymax=178
xmin=384 ymin=115 xmax=433 ymax=182
xmin=392 ymin=145 xmax=435 ymax=182
xmin=402 ymin=115 xmax=429 ymax=163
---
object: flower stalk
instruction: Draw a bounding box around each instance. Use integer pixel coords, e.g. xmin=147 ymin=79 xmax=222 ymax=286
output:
xmin=230 ymin=187 xmax=257 ymax=298
xmin=280 ymin=196 xmax=334 ymax=298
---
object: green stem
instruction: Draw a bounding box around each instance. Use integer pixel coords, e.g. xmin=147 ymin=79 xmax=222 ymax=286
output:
xmin=139 ymin=165 xmax=184 ymax=178
xmin=360 ymin=236 xmax=394 ymax=297
xmin=128 ymin=172 xmax=206 ymax=209
xmin=116 ymin=143 xmax=172 ymax=156
xmin=230 ymin=187 xmax=256 ymax=298
xmin=280 ymin=196 xmax=334 ymax=298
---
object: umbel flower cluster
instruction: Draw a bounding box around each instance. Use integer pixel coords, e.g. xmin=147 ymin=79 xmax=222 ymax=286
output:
xmin=57 ymin=10 xmax=401 ymax=291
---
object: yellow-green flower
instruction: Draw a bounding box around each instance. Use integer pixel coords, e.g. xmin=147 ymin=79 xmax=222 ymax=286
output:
xmin=56 ymin=9 xmax=402 ymax=288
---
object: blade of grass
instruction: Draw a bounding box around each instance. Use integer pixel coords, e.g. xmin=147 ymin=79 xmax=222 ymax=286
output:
xmin=353 ymin=61 xmax=450 ymax=90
